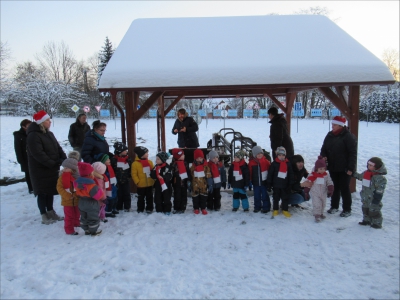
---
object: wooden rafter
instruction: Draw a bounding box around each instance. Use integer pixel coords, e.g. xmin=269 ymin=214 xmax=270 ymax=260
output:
xmin=318 ymin=87 xmax=351 ymax=119
xmin=132 ymin=91 xmax=164 ymax=124
xmin=264 ymin=92 xmax=286 ymax=112
xmin=165 ymin=95 xmax=184 ymax=115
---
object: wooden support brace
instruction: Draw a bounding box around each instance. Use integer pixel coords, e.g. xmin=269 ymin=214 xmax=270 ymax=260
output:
xmin=318 ymin=87 xmax=351 ymax=119
xmin=132 ymin=91 xmax=164 ymax=124
xmin=165 ymin=95 xmax=184 ymax=115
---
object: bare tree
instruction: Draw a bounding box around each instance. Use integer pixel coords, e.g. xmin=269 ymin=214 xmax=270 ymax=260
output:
xmin=293 ymin=6 xmax=339 ymax=22
xmin=382 ymin=48 xmax=399 ymax=81
xmin=1 ymin=41 xmax=12 ymax=93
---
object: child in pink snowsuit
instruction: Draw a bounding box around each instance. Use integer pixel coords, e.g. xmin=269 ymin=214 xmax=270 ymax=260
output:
xmin=304 ymin=156 xmax=334 ymax=223
xmin=92 ymin=162 xmax=108 ymax=223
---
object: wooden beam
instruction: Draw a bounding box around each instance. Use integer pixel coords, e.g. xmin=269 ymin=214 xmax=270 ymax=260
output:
xmin=264 ymin=92 xmax=286 ymax=112
xmin=165 ymin=95 xmax=183 ymax=115
xmin=125 ymin=91 xmax=135 ymax=159
xmin=111 ymin=90 xmax=126 ymax=144
xmin=348 ymin=85 xmax=360 ymax=193
xmin=334 ymin=86 xmax=348 ymax=104
xmin=159 ymin=96 xmax=166 ymax=152
xmin=132 ymin=91 xmax=164 ymax=124
xmin=318 ymin=87 xmax=351 ymax=119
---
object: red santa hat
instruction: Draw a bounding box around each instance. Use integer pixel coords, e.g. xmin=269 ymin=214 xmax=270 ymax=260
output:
xmin=172 ymin=148 xmax=184 ymax=160
xmin=33 ymin=110 xmax=50 ymax=124
xmin=331 ymin=116 xmax=346 ymax=127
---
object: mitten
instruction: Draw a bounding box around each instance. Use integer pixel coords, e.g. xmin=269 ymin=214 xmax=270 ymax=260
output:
xmin=208 ymin=185 xmax=213 ymax=193
xmin=244 ymin=186 xmax=248 ymax=192
xmin=372 ymin=191 xmax=383 ymax=204
xmin=248 ymin=182 xmax=253 ymax=191
xmin=207 ymin=178 xmax=214 ymax=193
xmin=327 ymin=185 xmax=334 ymax=198
xmin=187 ymin=181 xmax=192 ymax=193
xmin=221 ymin=182 xmax=226 ymax=189
xmin=304 ymin=187 xmax=310 ymax=201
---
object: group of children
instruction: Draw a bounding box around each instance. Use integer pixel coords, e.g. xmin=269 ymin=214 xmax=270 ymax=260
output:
xmin=56 ymin=141 xmax=388 ymax=236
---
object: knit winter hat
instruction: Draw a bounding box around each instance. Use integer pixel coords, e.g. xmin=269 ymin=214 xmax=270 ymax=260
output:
xmin=172 ymin=148 xmax=184 ymax=160
xmin=94 ymin=153 xmax=109 ymax=164
xmin=33 ymin=110 xmax=50 ymax=124
xmin=134 ymin=146 xmax=148 ymax=158
xmin=314 ymin=156 xmax=327 ymax=170
xmin=291 ymin=154 xmax=304 ymax=164
xmin=78 ymin=162 xmax=94 ymax=177
xmin=208 ymin=150 xmax=219 ymax=160
xmin=234 ymin=149 xmax=247 ymax=160
xmin=92 ymin=162 xmax=106 ymax=175
xmin=62 ymin=158 xmax=78 ymax=172
xmin=368 ymin=157 xmax=383 ymax=169
xmin=114 ymin=142 xmax=128 ymax=155
xmin=194 ymin=149 xmax=204 ymax=159
xmin=252 ymin=146 xmax=263 ymax=157
xmin=332 ymin=116 xmax=346 ymax=127
xmin=156 ymin=151 xmax=169 ymax=163
xmin=276 ymin=146 xmax=286 ymax=156
xmin=68 ymin=151 xmax=80 ymax=162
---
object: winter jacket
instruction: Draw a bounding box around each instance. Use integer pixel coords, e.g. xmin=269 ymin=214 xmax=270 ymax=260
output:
xmin=150 ymin=163 xmax=173 ymax=193
xmin=56 ymin=172 xmax=79 ymax=207
xmin=267 ymin=160 xmax=294 ymax=190
xmin=190 ymin=160 xmax=212 ymax=195
xmin=171 ymin=114 xmax=199 ymax=148
xmin=73 ymin=176 xmax=104 ymax=202
xmin=208 ymin=161 xmax=227 ymax=189
xmin=171 ymin=159 xmax=192 ymax=188
xmin=131 ymin=156 xmax=155 ymax=188
xmin=269 ymin=114 xmax=294 ymax=159
xmin=81 ymin=130 xmax=110 ymax=163
xmin=93 ymin=172 xmax=107 ymax=201
xmin=320 ymin=126 xmax=357 ymax=173
xmin=353 ymin=163 xmax=387 ymax=204
xmin=13 ymin=128 xmax=29 ymax=172
xmin=111 ymin=155 xmax=132 ymax=185
xmin=26 ymin=122 xmax=66 ymax=196
xmin=308 ymin=173 xmax=334 ymax=199
xmin=248 ymin=157 xmax=270 ymax=187
xmin=291 ymin=164 xmax=309 ymax=193
xmin=68 ymin=118 xmax=90 ymax=149
xmin=228 ymin=162 xmax=250 ymax=189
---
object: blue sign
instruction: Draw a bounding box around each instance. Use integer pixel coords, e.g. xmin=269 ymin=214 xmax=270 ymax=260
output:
xmin=198 ymin=109 xmax=206 ymax=117
xmin=228 ymin=109 xmax=237 ymax=117
xmin=213 ymin=109 xmax=222 ymax=117
xmin=243 ymin=109 xmax=253 ymax=117
xmin=149 ymin=109 xmax=157 ymax=117
xmin=293 ymin=109 xmax=304 ymax=117
xmin=311 ymin=109 xmax=322 ymax=117
xmin=259 ymin=109 xmax=268 ymax=117
xmin=116 ymin=110 xmax=126 ymax=117
xmin=137 ymin=105 xmax=140 ymax=109
xmin=100 ymin=109 xmax=110 ymax=117
xmin=294 ymin=102 xmax=302 ymax=111
xmin=330 ymin=108 xmax=341 ymax=117
xmin=166 ymin=111 xmax=175 ymax=117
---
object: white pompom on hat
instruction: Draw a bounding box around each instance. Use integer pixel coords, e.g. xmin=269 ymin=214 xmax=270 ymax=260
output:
xmin=33 ymin=110 xmax=50 ymax=124
xmin=331 ymin=116 xmax=346 ymax=127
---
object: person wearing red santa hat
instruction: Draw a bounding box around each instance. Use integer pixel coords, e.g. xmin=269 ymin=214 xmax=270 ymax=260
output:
xmin=320 ymin=115 xmax=357 ymax=217
xmin=26 ymin=110 xmax=67 ymax=225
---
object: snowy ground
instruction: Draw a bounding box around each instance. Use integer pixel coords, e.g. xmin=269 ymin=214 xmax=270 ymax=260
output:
xmin=1 ymin=116 xmax=399 ymax=299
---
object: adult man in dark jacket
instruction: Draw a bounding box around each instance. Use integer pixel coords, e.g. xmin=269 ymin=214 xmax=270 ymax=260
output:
xmin=171 ymin=108 xmax=199 ymax=148
xmin=68 ymin=113 xmax=90 ymax=154
xmin=268 ymin=107 xmax=294 ymax=160
xmin=320 ymin=116 xmax=357 ymax=217
xmin=13 ymin=119 xmax=33 ymax=194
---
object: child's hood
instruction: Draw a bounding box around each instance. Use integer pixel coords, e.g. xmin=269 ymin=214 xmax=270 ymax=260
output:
xmin=74 ymin=177 xmax=96 ymax=189
xmin=374 ymin=163 xmax=387 ymax=175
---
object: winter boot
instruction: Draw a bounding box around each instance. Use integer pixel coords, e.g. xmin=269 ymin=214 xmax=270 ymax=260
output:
xmin=282 ymin=210 xmax=291 ymax=218
xmin=91 ymin=230 xmax=102 ymax=236
xmin=358 ymin=220 xmax=371 ymax=226
xmin=320 ymin=214 xmax=326 ymax=219
xmin=272 ymin=210 xmax=279 ymax=217
xmin=47 ymin=210 xmax=64 ymax=221
xmin=232 ymin=208 xmax=238 ymax=212
xmin=194 ymin=209 xmax=200 ymax=214
xmin=327 ymin=208 xmax=338 ymax=214
xmin=371 ymin=224 xmax=382 ymax=229
xmin=201 ymin=209 xmax=208 ymax=215
xmin=244 ymin=208 xmax=249 ymax=212
xmin=314 ymin=215 xmax=321 ymax=223
xmin=41 ymin=213 xmax=56 ymax=225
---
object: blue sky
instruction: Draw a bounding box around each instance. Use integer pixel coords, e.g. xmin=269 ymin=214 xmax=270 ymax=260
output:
xmin=1 ymin=1 xmax=399 ymax=67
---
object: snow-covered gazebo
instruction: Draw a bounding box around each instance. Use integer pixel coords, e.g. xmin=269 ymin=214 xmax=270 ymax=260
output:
xmin=98 ymin=15 xmax=395 ymax=155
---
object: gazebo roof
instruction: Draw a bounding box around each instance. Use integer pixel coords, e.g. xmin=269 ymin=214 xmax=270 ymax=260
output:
xmin=98 ymin=15 xmax=394 ymax=91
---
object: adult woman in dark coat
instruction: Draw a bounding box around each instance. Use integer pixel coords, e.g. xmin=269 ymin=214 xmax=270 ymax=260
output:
xmin=268 ymin=107 xmax=294 ymax=160
xmin=68 ymin=113 xmax=90 ymax=154
xmin=26 ymin=111 xmax=67 ymax=224
xmin=13 ymin=119 xmax=33 ymax=194
xmin=81 ymin=120 xmax=110 ymax=163
xmin=320 ymin=116 xmax=357 ymax=217
xmin=171 ymin=108 xmax=199 ymax=148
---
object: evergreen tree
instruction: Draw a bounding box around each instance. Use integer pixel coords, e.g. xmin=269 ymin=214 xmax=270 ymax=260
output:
xmin=97 ymin=36 xmax=114 ymax=86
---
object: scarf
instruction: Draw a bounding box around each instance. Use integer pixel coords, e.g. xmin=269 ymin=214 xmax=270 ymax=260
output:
xmin=102 ymin=174 xmax=112 ymax=197
xmin=194 ymin=159 xmax=207 ymax=178
xmin=62 ymin=172 xmax=74 ymax=192
xmin=116 ymin=155 xmax=130 ymax=170
xmin=175 ymin=160 xmax=188 ymax=179
xmin=93 ymin=131 xmax=106 ymax=141
xmin=208 ymin=161 xmax=221 ymax=184
xmin=275 ymin=157 xmax=289 ymax=179
xmin=140 ymin=159 xmax=152 ymax=178
xmin=233 ymin=159 xmax=246 ymax=181
xmin=362 ymin=170 xmax=377 ymax=187
xmin=106 ymin=165 xmax=117 ymax=185
xmin=155 ymin=163 xmax=168 ymax=191
xmin=248 ymin=157 xmax=270 ymax=181
xmin=332 ymin=127 xmax=344 ymax=136
xmin=307 ymin=171 xmax=327 ymax=184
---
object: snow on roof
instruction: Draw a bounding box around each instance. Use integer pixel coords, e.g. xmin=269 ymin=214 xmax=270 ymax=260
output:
xmin=98 ymin=15 xmax=394 ymax=89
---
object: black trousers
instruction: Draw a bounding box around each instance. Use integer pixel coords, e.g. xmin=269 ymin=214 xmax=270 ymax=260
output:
xmin=116 ymin=181 xmax=131 ymax=210
xmin=272 ymin=188 xmax=289 ymax=211
xmin=207 ymin=187 xmax=221 ymax=210
xmin=329 ymin=171 xmax=352 ymax=212
xmin=37 ymin=194 xmax=54 ymax=215
xmin=192 ymin=194 xmax=207 ymax=210
xmin=173 ymin=184 xmax=188 ymax=212
xmin=137 ymin=186 xmax=154 ymax=212
xmin=154 ymin=188 xmax=172 ymax=213
xmin=25 ymin=170 xmax=33 ymax=193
